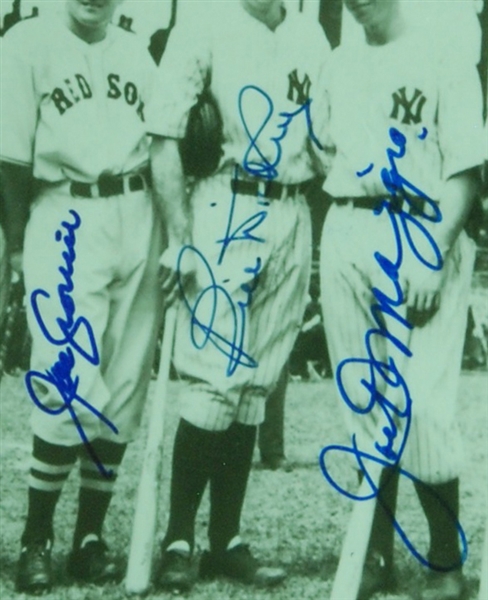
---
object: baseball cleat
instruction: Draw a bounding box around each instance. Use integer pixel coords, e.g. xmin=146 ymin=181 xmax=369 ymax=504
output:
xmin=199 ymin=543 xmax=287 ymax=587
xmin=157 ymin=549 xmax=195 ymax=592
xmin=418 ymin=570 xmax=466 ymax=600
xmin=260 ymin=456 xmax=294 ymax=472
xmin=67 ymin=538 xmax=120 ymax=583
xmin=358 ymin=551 xmax=397 ymax=600
xmin=16 ymin=539 xmax=53 ymax=595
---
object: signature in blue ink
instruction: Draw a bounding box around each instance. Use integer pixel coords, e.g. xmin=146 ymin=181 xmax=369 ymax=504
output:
xmin=178 ymin=244 xmax=261 ymax=377
xmin=320 ymin=127 xmax=467 ymax=569
xmin=239 ymin=84 xmax=322 ymax=180
xmin=320 ymin=442 xmax=468 ymax=571
xmin=182 ymin=83 xmax=316 ymax=373
xmin=25 ymin=210 xmax=117 ymax=477
xmin=217 ymin=164 xmax=268 ymax=265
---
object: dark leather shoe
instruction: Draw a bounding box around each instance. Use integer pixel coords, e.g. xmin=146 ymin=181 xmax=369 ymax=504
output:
xmin=67 ymin=539 xmax=120 ymax=583
xmin=261 ymin=456 xmax=293 ymax=472
xmin=419 ymin=570 xmax=466 ymax=600
xmin=16 ymin=539 xmax=52 ymax=595
xmin=157 ymin=549 xmax=194 ymax=592
xmin=200 ymin=543 xmax=286 ymax=587
xmin=358 ymin=552 xmax=397 ymax=600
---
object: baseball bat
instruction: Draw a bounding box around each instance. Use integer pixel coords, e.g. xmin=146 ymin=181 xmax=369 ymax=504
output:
xmin=330 ymin=325 xmax=413 ymax=600
xmin=330 ymin=461 xmax=383 ymax=600
xmin=125 ymin=305 xmax=177 ymax=595
xmin=479 ymin=516 xmax=488 ymax=600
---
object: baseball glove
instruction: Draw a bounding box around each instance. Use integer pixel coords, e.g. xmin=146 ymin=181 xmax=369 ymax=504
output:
xmin=0 ymin=276 xmax=27 ymax=382
xmin=179 ymin=90 xmax=223 ymax=179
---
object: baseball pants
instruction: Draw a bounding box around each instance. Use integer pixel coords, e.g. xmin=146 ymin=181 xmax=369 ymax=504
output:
xmin=320 ymin=202 xmax=475 ymax=484
xmin=23 ymin=182 xmax=163 ymax=446
xmin=174 ymin=173 xmax=312 ymax=431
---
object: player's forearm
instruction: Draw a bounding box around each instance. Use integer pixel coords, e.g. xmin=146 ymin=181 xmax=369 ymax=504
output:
xmin=150 ymin=137 xmax=191 ymax=247
xmin=0 ymin=161 xmax=34 ymax=253
xmin=434 ymin=167 xmax=482 ymax=255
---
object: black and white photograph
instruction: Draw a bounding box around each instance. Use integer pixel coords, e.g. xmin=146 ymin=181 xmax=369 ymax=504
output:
xmin=0 ymin=0 xmax=487 ymax=599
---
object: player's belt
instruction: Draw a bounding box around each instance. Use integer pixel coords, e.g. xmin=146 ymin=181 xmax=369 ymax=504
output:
xmin=333 ymin=195 xmax=436 ymax=215
xmin=231 ymin=178 xmax=312 ymax=200
xmin=70 ymin=172 xmax=148 ymax=199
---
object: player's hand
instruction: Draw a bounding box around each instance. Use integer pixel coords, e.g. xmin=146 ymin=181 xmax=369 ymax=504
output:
xmin=401 ymin=257 xmax=447 ymax=327
xmin=9 ymin=250 xmax=23 ymax=277
xmin=158 ymin=246 xmax=196 ymax=307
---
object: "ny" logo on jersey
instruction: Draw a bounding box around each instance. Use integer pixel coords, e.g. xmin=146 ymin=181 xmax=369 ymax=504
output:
xmin=390 ymin=87 xmax=427 ymax=125
xmin=287 ymin=69 xmax=311 ymax=105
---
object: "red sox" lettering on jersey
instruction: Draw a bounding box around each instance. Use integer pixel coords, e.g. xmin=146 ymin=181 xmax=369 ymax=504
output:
xmin=51 ymin=73 xmax=145 ymax=120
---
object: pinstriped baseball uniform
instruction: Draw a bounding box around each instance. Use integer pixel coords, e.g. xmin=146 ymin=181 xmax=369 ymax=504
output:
xmin=1 ymin=15 xmax=162 ymax=445
xmin=320 ymin=31 xmax=485 ymax=484
xmin=147 ymin=2 xmax=331 ymax=431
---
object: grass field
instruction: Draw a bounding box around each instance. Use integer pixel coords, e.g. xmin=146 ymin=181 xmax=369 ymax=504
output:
xmin=0 ymin=371 xmax=487 ymax=600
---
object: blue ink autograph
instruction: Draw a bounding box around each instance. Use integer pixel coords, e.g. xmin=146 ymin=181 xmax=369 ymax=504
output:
xmin=181 ymin=84 xmax=317 ymax=373
xmin=178 ymin=243 xmax=260 ymax=377
xmin=239 ymin=84 xmax=322 ymax=180
xmin=216 ymin=164 xmax=267 ymax=266
xmin=319 ymin=127 xmax=468 ymax=570
xmin=25 ymin=210 xmax=117 ymax=477
xmin=178 ymin=165 xmax=265 ymax=376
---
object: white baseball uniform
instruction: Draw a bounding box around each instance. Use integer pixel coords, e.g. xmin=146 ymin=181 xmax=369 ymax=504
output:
xmin=320 ymin=30 xmax=485 ymax=484
xmin=1 ymin=15 xmax=162 ymax=445
xmin=147 ymin=2 xmax=331 ymax=431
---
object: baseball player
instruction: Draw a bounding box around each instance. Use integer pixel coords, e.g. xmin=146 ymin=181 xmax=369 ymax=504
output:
xmin=0 ymin=0 xmax=162 ymax=594
xmin=319 ymin=0 xmax=485 ymax=599
xmin=146 ymin=0 xmax=330 ymax=591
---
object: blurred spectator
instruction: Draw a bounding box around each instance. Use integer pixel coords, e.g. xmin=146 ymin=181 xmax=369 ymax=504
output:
xmin=289 ymin=295 xmax=331 ymax=380
xmin=258 ymin=365 xmax=292 ymax=471
xmin=318 ymin=0 xmax=343 ymax=48
xmin=0 ymin=0 xmax=38 ymax=36
xmin=0 ymin=202 xmax=9 ymax=330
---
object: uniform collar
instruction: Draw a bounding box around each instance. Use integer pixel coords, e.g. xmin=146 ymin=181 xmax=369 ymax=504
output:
xmin=238 ymin=1 xmax=288 ymax=34
xmin=55 ymin=12 xmax=116 ymax=52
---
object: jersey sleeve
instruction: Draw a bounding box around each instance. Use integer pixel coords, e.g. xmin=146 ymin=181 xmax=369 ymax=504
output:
xmin=437 ymin=57 xmax=485 ymax=180
xmin=145 ymin=21 xmax=211 ymax=139
xmin=0 ymin=26 xmax=39 ymax=166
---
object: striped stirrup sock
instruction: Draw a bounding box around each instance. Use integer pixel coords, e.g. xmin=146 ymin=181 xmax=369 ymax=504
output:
xmin=73 ymin=439 xmax=126 ymax=549
xmin=21 ymin=436 xmax=77 ymax=545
